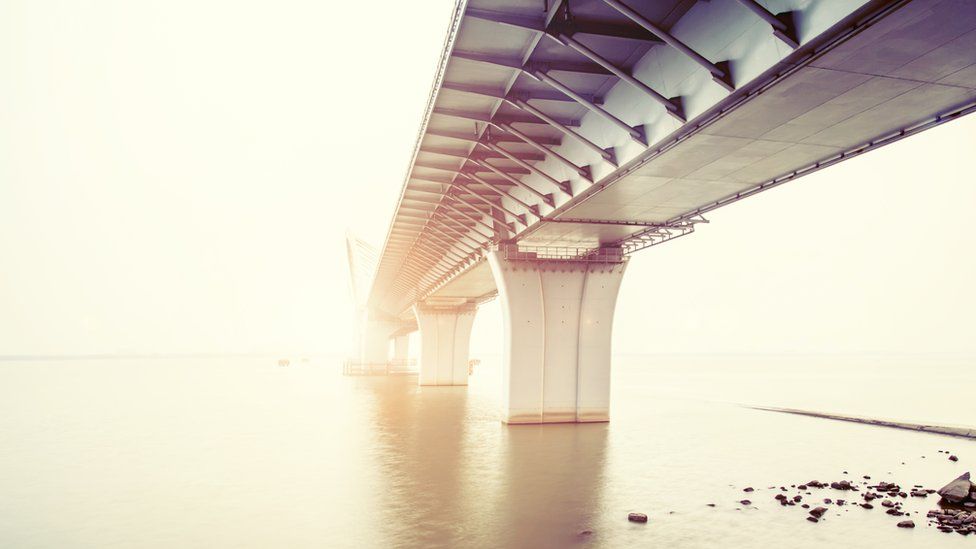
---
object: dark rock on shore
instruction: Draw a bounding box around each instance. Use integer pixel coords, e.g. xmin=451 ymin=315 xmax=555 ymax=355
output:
xmin=927 ymin=507 xmax=976 ymax=534
xmin=938 ymin=472 xmax=972 ymax=503
xmin=809 ymin=507 xmax=828 ymax=518
xmin=628 ymin=512 xmax=648 ymax=523
xmin=950 ymin=455 xmax=959 ymax=462
xmin=740 ymin=500 xmax=752 ymax=506
xmin=897 ymin=520 xmax=915 ymax=528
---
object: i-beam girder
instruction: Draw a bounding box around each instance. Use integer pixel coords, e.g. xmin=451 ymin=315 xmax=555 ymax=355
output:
xmin=390 ymin=0 xmax=784 ymax=302
xmin=425 ymin=127 xmax=561 ymax=146
xmin=448 ymin=192 xmax=516 ymax=231
xmin=464 ymin=172 xmax=541 ymax=218
xmin=465 ymin=8 xmax=663 ymax=44
xmin=420 ymin=145 xmax=545 ymax=163
xmin=451 ymin=182 xmax=528 ymax=226
xmin=601 ymin=0 xmax=735 ymax=91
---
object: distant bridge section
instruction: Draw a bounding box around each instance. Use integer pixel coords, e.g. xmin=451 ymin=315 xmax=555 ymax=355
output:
xmin=360 ymin=0 xmax=976 ymax=423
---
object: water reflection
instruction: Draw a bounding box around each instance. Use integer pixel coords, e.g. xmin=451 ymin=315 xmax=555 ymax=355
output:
xmin=359 ymin=375 xmax=609 ymax=548
xmin=497 ymin=424 xmax=609 ymax=548
xmin=366 ymin=379 xmax=472 ymax=547
xmin=1 ymin=356 xmax=974 ymax=548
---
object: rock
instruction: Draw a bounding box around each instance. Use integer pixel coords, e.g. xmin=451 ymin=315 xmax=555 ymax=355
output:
xmin=628 ymin=512 xmax=648 ymax=523
xmin=774 ymin=494 xmax=787 ymax=501
xmin=706 ymin=503 xmax=716 ymax=507
xmin=824 ymin=498 xmax=832 ymax=504
xmin=938 ymin=472 xmax=972 ymax=503
xmin=861 ymin=503 xmax=874 ymax=509
xmin=897 ymin=520 xmax=915 ymax=528
xmin=950 ymin=455 xmax=959 ymax=462
xmin=830 ymin=480 xmax=853 ymax=491
xmin=798 ymin=484 xmax=807 ymax=490
xmin=807 ymin=517 xmax=819 ymax=523
xmin=836 ymin=499 xmax=846 ymax=506
xmin=810 ymin=507 xmax=828 ymax=518
xmin=740 ymin=500 xmax=752 ymax=506
xmin=793 ymin=495 xmax=802 ymax=502
xmin=801 ymin=504 xmax=810 ymax=509
xmin=744 ymin=487 xmax=754 ymax=492
xmin=882 ymin=500 xmax=895 ymax=508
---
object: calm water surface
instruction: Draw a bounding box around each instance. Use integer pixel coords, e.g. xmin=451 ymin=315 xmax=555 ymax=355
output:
xmin=1 ymin=355 xmax=974 ymax=548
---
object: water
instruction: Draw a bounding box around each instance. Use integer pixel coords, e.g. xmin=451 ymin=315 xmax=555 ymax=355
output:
xmin=1 ymin=355 xmax=974 ymax=548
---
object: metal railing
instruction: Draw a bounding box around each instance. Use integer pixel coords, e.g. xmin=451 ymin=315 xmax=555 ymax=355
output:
xmin=342 ymin=358 xmax=418 ymax=376
xmin=499 ymin=245 xmax=626 ymax=263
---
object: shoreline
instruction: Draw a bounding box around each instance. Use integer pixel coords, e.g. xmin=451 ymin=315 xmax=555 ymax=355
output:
xmin=747 ymin=405 xmax=976 ymax=440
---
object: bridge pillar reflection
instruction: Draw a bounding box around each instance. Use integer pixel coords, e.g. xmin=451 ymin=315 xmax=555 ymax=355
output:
xmin=487 ymin=244 xmax=628 ymax=424
xmin=413 ymin=302 xmax=477 ymax=386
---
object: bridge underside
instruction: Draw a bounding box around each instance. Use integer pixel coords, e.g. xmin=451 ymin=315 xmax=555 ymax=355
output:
xmin=362 ymin=0 xmax=976 ymax=422
xmin=408 ymin=0 xmax=976 ymax=314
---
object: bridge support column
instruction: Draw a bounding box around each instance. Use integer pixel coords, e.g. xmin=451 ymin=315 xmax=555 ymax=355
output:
xmin=360 ymin=320 xmax=398 ymax=365
xmin=392 ymin=334 xmax=410 ymax=361
xmin=487 ymin=245 xmax=628 ymax=424
xmin=413 ymin=302 xmax=476 ymax=386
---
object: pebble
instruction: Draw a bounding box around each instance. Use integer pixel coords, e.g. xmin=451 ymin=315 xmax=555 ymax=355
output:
xmin=950 ymin=455 xmax=959 ymax=462
xmin=897 ymin=520 xmax=915 ymax=528
xmin=740 ymin=500 xmax=751 ymax=506
xmin=628 ymin=513 xmax=648 ymax=523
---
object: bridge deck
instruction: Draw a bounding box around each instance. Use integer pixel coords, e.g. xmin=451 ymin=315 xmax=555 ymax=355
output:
xmin=370 ymin=0 xmax=976 ymax=321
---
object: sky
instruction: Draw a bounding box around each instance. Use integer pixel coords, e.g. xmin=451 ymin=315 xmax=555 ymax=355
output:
xmin=2 ymin=0 xmax=975 ymax=357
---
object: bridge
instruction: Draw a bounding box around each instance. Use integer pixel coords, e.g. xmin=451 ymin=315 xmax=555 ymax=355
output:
xmin=353 ymin=0 xmax=976 ymax=424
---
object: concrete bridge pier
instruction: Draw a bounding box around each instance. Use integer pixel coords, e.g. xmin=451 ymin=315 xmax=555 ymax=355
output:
xmin=392 ymin=334 xmax=410 ymax=361
xmin=487 ymin=245 xmax=628 ymax=424
xmin=360 ymin=319 xmax=401 ymax=366
xmin=413 ymin=301 xmax=477 ymax=386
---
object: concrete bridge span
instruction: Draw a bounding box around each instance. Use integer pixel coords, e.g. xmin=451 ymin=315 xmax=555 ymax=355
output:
xmin=355 ymin=0 xmax=976 ymax=423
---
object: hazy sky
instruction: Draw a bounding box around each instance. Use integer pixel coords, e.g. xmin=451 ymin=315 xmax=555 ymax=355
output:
xmin=2 ymin=1 xmax=975 ymax=357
